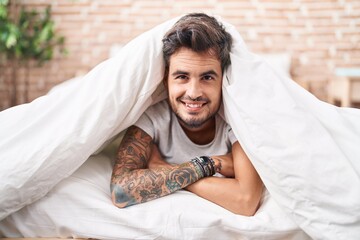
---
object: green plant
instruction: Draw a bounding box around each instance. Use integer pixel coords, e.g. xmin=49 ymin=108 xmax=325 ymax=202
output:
xmin=0 ymin=0 xmax=66 ymax=106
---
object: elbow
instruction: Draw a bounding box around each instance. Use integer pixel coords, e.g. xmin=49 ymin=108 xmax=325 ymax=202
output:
xmin=233 ymin=193 xmax=262 ymax=217
xmin=111 ymin=193 xmax=126 ymax=209
xmin=110 ymin=183 xmax=135 ymax=208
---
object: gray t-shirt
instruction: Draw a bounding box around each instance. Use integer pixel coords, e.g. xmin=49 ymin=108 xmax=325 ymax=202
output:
xmin=134 ymin=100 xmax=237 ymax=165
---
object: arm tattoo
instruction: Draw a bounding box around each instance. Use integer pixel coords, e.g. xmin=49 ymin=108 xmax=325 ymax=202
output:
xmin=111 ymin=126 xmax=203 ymax=208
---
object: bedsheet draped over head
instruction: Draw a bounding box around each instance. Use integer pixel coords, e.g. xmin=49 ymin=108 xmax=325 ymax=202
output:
xmin=222 ymin=22 xmax=360 ymax=240
xmin=0 ymin=17 xmax=177 ymax=220
xmin=0 ymin=16 xmax=359 ymax=239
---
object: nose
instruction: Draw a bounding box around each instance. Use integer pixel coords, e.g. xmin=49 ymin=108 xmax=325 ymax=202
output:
xmin=186 ymin=79 xmax=202 ymax=100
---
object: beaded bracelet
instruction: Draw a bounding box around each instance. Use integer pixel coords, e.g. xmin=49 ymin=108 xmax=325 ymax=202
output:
xmin=191 ymin=156 xmax=216 ymax=177
xmin=208 ymin=156 xmax=216 ymax=174
xmin=191 ymin=158 xmax=205 ymax=177
xmin=200 ymin=156 xmax=216 ymax=176
xmin=194 ymin=157 xmax=210 ymax=176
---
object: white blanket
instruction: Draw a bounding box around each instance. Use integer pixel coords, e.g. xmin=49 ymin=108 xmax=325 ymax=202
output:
xmin=0 ymin=151 xmax=309 ymax=239
xmin=0 ymin=16 xmax=359 ymax=239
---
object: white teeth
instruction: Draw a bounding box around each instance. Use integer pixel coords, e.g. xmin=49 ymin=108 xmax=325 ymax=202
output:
xmin=186 ymin=103 xmax=202 ymax=108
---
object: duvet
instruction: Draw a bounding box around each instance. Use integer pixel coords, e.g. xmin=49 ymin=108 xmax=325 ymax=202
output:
xmin=0 ymin=16 xmax=359 ymax=239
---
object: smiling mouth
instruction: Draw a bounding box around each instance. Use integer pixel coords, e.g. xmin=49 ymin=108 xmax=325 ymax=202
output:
xmin=181 ymin=101 xmax=207 ymax=112
xmin=186 ymin=103 xmax=203 ymax=108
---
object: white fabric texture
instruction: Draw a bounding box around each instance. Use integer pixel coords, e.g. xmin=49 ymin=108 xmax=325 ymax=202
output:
xmin=222 ymin=21 xmax=360 ymax=240
xmin=0 ymin=17 xmax=177 ymax=220
xmin=0 ymin=15 xmax=359 ymax=239
xmin=0 ymin=152 xmax=310 ymax=239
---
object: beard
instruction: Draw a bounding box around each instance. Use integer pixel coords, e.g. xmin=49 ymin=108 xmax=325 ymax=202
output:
xmin=169 ymin=96 xmax=220 ymax=129
xmin=174 ymin=111 xmax=217 ymax=128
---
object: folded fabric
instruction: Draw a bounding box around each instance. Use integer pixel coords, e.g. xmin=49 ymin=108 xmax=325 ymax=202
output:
xmin=0 ymin=15 xmax=359 ymax=240
xmin=0 ymin=17 xmax=176 ymax=220
xmin=0 ymin=152 xmax=310 ymax=239
xmin=222 ymin=21 xmax=360 ymax=239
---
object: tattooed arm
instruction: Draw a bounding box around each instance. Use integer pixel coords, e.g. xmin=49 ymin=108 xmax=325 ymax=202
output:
xmin=110 ymin=126 xmax=203 ymax=208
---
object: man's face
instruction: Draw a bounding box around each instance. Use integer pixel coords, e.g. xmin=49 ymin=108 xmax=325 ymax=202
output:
xmin=166 ymin=47 xmax=222 ymax=130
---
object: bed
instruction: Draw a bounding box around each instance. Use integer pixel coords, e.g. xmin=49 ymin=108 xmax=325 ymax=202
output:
xmin=0 ymin=16 xmax=359 ymax=239
xmin=0 ymin=148 xmax=309 ymax=239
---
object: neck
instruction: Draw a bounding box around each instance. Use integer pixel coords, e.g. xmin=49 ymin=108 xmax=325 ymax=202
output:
xmin=179 ymin=117 xmax=216 ymax=145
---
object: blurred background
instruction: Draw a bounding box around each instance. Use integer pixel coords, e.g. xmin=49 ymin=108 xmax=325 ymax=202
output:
xmin=0 ymin=0 xmax=359 ymax=111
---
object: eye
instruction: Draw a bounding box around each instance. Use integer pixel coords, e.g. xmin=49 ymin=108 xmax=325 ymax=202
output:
xmin=175 ymin=75 xmax=188 ymax=80
xmin=202 ymin=75 xmax=214 ymax=81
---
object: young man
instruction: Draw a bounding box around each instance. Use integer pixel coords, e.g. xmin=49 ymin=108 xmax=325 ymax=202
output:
xmin=111 ymin=13 xmax=263 ymax=216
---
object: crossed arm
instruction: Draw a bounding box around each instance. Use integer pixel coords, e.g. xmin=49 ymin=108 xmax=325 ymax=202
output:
xmin=185 ymin=142 xmax=264 ymax=215
xmin=110 ymin=126 xmax=204 ymax=207
xmin=110 ymin=125 xmax=263 ymax=216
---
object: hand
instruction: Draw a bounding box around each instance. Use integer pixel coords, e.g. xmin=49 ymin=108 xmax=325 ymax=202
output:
xmin=147 ymin=144 xmax=172 ymax=169
xmin=211 ymin=153 xmax=235 ymax=177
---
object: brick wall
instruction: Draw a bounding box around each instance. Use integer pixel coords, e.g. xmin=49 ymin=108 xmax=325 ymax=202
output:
xmin=1 ymin=0 xmax=359 ymax=110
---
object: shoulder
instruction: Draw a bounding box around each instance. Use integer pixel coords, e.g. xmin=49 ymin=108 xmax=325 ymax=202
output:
xmin=136 ymin=100 xmax=171 ymax=128
xmin=135 ymin=99 xmax=172 ymax=141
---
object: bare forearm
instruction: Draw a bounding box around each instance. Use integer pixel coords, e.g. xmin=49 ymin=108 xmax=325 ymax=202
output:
xmin=186 ymin=177 xmax=263 ymax=216
xmin=111 ymin=161 xmax=203 ymax=207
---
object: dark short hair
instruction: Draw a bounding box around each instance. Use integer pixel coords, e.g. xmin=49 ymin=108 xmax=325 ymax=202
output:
xmin=162 ymin=13 xmax=232 ymax=79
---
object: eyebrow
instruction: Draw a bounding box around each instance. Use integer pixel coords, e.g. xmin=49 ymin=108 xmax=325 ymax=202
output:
xmin=171 ymin=70 xmax=219 ymax=77
xmin=171 ymin=70 xmax=189 ymax=76
xmin=200 ymin=70 xmax=219 ymax=77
